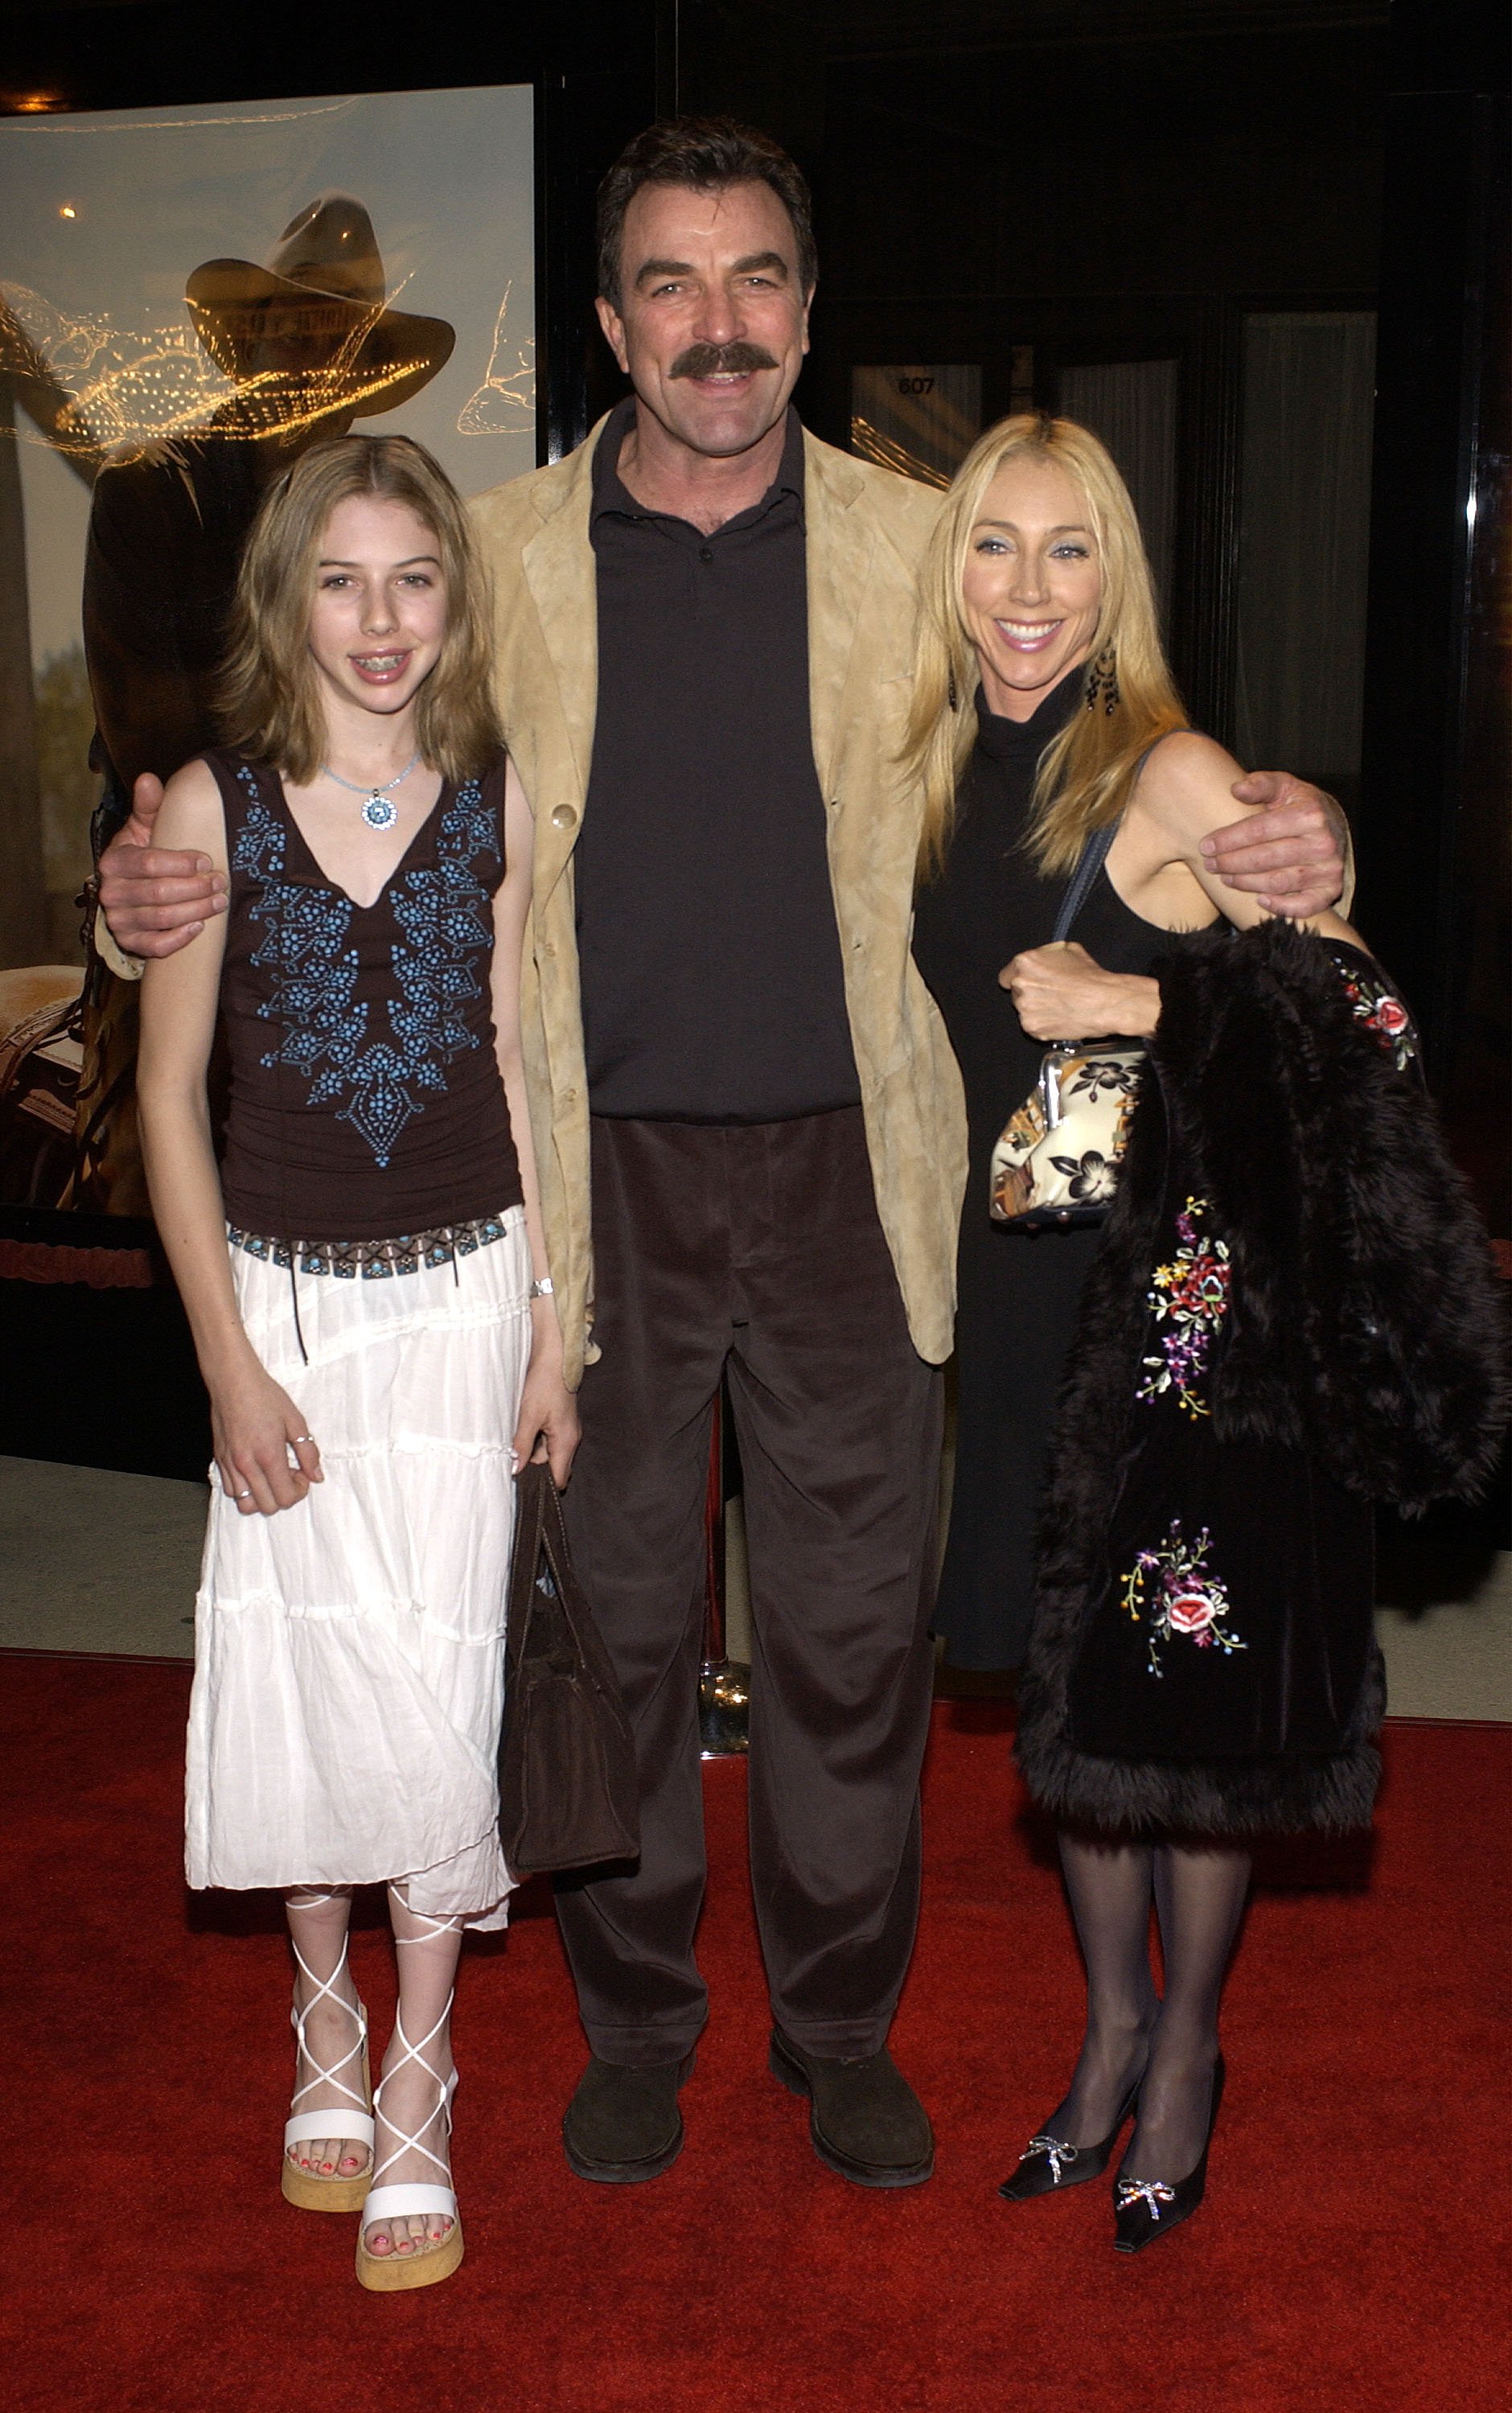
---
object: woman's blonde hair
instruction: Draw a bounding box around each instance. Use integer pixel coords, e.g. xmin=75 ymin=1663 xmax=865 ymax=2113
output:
xmin=906 ymin=412 xmax=1188 ymax=879
xmin=219 ymin=434 xmax=502 ymax=785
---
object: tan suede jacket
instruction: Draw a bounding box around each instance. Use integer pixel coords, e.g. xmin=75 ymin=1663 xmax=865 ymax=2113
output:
xmin=470 ymin=418 xmax=968 ymax=1386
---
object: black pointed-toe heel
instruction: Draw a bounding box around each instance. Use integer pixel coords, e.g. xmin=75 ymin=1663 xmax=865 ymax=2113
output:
xmin=1111 ymin=2054 xmax=1226 ymax=2254
xmin=999 ymin=2077 xmax=1143 ymax=2204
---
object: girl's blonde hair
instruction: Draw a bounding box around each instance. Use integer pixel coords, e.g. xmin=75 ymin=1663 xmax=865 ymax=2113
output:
xmin=219 ymin=434 xmax=502 ymax=785
xmin=906 ymin=412 xmax=1188 ymax=878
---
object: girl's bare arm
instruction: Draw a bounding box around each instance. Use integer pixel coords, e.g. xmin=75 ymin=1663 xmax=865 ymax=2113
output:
xmin=136 ymin=760 xmax=321 ymax=1515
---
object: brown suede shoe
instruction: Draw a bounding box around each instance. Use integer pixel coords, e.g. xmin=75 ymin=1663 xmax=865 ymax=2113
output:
xmin=769 ymin=2030 xmax=935 ymax=2187
xmin=561 ymin=2050 xmax=696 ymax=2183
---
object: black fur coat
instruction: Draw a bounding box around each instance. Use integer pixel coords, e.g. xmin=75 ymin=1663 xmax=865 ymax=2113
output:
xmin=1015 ymin=923 xmax=1508 ymax=1838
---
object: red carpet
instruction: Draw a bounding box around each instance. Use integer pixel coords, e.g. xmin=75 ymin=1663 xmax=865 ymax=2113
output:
xmin=3 ymin=1659 xmax=1507 ymax=2412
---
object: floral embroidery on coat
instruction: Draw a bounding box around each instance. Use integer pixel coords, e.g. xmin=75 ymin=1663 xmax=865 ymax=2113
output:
xmin=1120 ymin=1520 xmax=1247 ymax=1678
xmin=1332 ymin=953 xmax=1417 ymax=1072
xmin=233 ymin=768 xmax=498 ymax=1168
xmin=1136 ymin=1196 xmax=1231 ymax=1418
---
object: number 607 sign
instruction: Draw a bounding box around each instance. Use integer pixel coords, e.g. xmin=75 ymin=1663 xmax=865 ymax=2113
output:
xmin=849 ymin=364 xmax=984 ymax=490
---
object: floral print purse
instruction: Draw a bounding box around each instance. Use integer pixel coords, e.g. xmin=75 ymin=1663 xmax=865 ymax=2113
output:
xmin=989 ymin=1040 xmax=1145 ymax=1228
xmin=989 ymin=820 xmax=1144 ymax=1231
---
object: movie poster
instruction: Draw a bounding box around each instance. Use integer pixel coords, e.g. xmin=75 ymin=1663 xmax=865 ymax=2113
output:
xmin=0 ymin=81 xmax=535 ymax=966
xmin=0 ymin=84 xmax=534 ymax=1206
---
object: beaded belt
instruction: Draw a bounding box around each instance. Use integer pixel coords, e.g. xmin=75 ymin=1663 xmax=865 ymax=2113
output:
xmin=226 ymin=1211 xmax=512 ymax=1280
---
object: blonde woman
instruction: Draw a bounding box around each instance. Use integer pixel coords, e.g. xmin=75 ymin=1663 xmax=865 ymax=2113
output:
xmin=137 ymin=434 xmax=577 ymax=2290
xmin=906 ymin=413 xmax=1364 ymax=2245
xmin=910 ymin=411 xmax=1350 ymax=1680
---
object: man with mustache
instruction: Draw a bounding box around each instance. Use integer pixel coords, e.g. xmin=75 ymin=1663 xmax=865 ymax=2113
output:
xmin=97 ymin=118 xmax=1346 ymax=2189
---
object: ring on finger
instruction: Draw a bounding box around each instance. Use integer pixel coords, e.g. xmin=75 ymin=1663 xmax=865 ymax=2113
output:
xmin=233 ymin=1486 xmax=253 ymax=1499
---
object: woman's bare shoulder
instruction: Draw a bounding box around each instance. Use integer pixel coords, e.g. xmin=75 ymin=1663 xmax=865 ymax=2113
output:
xmin=1129 ymin=729 xmax=1258 ymax=848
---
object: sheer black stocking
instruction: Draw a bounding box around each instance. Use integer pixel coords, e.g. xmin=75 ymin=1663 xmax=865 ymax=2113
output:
xmin=1044 ymin=1833 xmax=1159 ymax=2147
xmin=1120 ymin=1843 xmax=1251 ymax=2184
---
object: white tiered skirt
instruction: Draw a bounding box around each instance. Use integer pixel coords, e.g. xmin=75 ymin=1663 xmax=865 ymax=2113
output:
xmin=184 ymin=1210 xmax=530 ymax=1930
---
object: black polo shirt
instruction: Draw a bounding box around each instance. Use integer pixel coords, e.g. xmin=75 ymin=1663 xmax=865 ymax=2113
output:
xmin=575 ymin=399 xmax=861 ymax=1122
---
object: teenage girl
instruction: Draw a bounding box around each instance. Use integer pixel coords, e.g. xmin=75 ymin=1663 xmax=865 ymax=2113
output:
xmin=137 ymin=433 xmax=577 ymax=2291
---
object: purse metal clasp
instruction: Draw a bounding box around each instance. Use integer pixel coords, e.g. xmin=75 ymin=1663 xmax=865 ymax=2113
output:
xmin=1039 ymin=1043 xmax=1076 ymax=1131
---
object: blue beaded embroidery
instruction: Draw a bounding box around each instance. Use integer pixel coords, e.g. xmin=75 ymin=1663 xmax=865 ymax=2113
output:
xmin=233 ymin=767 xmax=498 ymax=1168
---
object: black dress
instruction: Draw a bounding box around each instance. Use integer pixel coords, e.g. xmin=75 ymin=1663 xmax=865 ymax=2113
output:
xmin=910 ymin=672 xmax=1202 ymax=1671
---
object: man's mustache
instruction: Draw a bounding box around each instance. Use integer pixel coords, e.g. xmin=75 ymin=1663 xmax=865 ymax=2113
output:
xmin=668 ymin=341 xmax=780 ymax=380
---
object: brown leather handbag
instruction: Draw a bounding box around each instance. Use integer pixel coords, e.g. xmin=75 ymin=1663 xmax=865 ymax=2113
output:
xmin=497 ymin=1463 xmax=640 ymax=1874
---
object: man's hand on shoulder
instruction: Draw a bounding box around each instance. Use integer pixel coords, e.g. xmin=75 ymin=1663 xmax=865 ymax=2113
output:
xmin=1201 ymin=771 xmax=1350 ymax=919
xmin=97 ymin=772 xmax=228 ymax=961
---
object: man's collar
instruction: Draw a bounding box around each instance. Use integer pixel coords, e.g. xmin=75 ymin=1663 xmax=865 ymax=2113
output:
xmin=590 ymin=397 xmax=805 ymax=526
xmin=589 ymin=395 xmax=640 ymax=519
xmin=771 ymin=403 xmax=806 ymax=502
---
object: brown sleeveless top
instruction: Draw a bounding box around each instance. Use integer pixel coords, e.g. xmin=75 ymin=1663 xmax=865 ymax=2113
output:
xmin=210 ymin=750 xmax=523 ymax=1243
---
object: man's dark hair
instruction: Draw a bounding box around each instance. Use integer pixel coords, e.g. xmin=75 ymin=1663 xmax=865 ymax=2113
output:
xmin=596 ymin=116 xmax=817 ymax=311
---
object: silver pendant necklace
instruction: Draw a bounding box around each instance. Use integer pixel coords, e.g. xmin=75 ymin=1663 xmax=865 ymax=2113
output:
xmin=321 ymin=750 xmax=421 ymax=831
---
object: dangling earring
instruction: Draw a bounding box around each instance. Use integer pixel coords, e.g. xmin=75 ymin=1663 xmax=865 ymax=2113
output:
xmin=947 ymin=666 xmax=959 ymax=711
xmin=1085 ymin=644 xmax=1119 ymax=715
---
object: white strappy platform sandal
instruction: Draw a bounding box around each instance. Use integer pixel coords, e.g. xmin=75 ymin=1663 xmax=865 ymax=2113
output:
xmin=281 ymin=1934 xmax=375 ymax=2214
xmin=355 ymin=1998 xmax=463 ymax=2292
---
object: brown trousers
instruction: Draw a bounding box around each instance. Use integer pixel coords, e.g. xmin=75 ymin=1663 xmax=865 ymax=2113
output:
xmin=557 ymin=1108 xmax=943 ymax=2064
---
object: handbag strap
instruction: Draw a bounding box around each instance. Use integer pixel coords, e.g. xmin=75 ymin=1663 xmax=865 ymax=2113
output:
xmin=537 ymin=1470 xmax=573 ymax=1596
xmin=507 ymin=1461 xmax=550 ymax=1629
xmin=1052 ymin=820 xmax=1119 ymax=943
